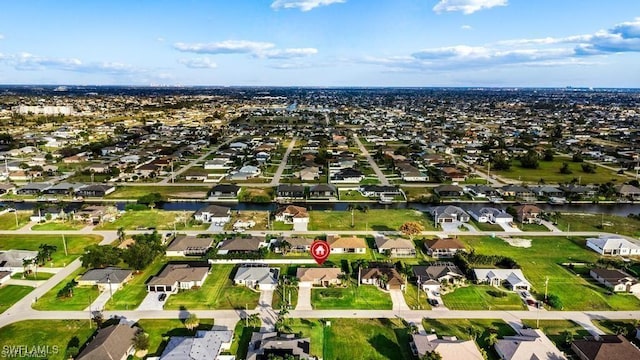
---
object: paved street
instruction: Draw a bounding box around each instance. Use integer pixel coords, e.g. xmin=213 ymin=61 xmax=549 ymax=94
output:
xmin=270 ymin=137 xmax=297 ymax=186
xmin=158 ymin=137 xmax=236 ymax=184
xmin=352 ymin=133 xmax=389 ymax=186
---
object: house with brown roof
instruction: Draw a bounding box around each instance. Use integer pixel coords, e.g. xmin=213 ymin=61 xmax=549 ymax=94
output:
xmin=296 ymin=267 xmax=343 ymax=287
xmin=514 ymin=204 xmax=542 ymax=224
xmin=571 ymin=335 xmax=640 ymax=360
xmin=217 ymin=236 xmax=266 ymax=255
xmin=77 ymin=324 xmax=139 ymax=360
xmin=147 ymin=264 xmax=210 ymax=293
xmin=166 ymin=236 xmax=214 ymax=257
xmin=327 ymin=235 xmax=367 ymax=254
xmin=281 ymin=237 xmax=313 ymax=253
xmin=590 ymin=268 xmax=640 ymax=293
xmin=274 ymin=205 xmax=309 ymax=231
xmin=424 ymin=238 xmax=466 ymax=258
xmin=374 ymin=235 xmax=416 ymax=258
xmin=360 ymin=266 xmax=405 ymax=290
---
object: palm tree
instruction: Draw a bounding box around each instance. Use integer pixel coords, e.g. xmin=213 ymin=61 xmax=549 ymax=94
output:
xmin=485 ymin=332 xmax=498 ymax=347
xmin=117 ymin=227 xmax=125 ymax=243
xmin=38 ymin=244 xmax=57 ymax=264
xmin=467 ymin=326 xmax=481 ymax=340
xmin=184 ymin=313 xmax=199 ymax=331
xmin=22 ymin=258 xmax=33 ymax=278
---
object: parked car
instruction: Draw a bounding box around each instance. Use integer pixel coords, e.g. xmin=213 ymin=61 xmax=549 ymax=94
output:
xmin=428 ymin=298 xmax=439 ymax=307
xmin=158 ymin=293 xmax=167 ymax=301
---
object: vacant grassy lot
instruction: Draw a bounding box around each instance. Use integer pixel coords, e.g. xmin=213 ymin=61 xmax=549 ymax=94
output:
xmin=272 ymin=284 xmax=299 ymax=310
xmin=402 ymin=282 xmax=431 ymax=310
xmin=422 ymin=318 xmax=516 ymax=360
xmin=555 ymin=213 xmax=640 ymax=237
xmin=0 ymin=285 xmax=33 ymax=314
xmin=33 ymin=268 xmax=99 ymax=311
xmin=0 ymin=320 xmax=95 ymax=360
xmin=324 ymin=318 xmax=414 ymax=360
xmin=308 ymin=209 xmax=435 ymax=231
xmin=493 ymin=158 xmax=621 ymax=185
xmin=338 ymin=190 xmax=370 ymax=201
xmin=136 ymin=318 xmax=215 ymax=357
xmin=104 ymin=258 xmax=167 ymax=310
xmin=519 ymin=223 xmax=550 ymax=232
xmin=31 ymin=221 xmax=86 ymax=231
xmin=460 ymin=236 xmax=640 ymax=310
xmin=441 ymin=285 xmax=526 ymax=310
xmin=521 ymin=320 xmax=590 ymax=353
xmin=95 ymin=210 xmax=208 ymax=231
xmin=106 ymin=185 xmax=210 ymax=199
xmin=224 ymin=210 xmax=269 ymax=231
xmin=0 ymin=234 xmax=102 ymax=266
xmin=470 ymin=219 xmax=504 ymax=232
xmin=0 ymin=211 xmax=31 ymax=230
xmin=311 ymin=285 xmax=392 ymax=310
xmin=164 ymin=265 xmax=260 ymax=310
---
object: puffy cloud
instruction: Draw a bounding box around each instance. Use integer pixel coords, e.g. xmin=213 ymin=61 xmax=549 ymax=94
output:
xmin=0 ymin=34 xmax=4 ymax=40
xmin=461 ymin=25 xmax=473 ymax=30
xmin=174 ymin=40 xmax=275 ymax=55
xmin=433 ymin=0 xmax=507 ymax=15
xmin=178 ymin=57 xmax=218 ymax=69
xmin=261 ymin=48 xmax=318 ymax=59
xmin=1 ymin=53 xmax=140 ymax=74
xmin=271 ymin=0 xmax=345 ymax=12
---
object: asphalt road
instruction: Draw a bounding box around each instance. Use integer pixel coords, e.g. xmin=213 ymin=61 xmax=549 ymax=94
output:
xmin=352 ymin=133 xmax=389 ymax=186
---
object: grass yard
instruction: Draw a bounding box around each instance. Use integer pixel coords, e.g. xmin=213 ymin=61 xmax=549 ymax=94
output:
xmin=0 ymin=211 xmax=31 ymax=230
xmin=0 ymin=285 xmax=33 ymax=314
xmin=493 ymin=158 xmax=621 ymax=185
xmin=95 ymin=210 xmax=208 ymax=231
xmin=324 ymin=318 xmax=415 ymax=360
xmin=31 ymin=221 xmax=86 ymax=231
xmin=11 ymin=272 xmax=54 ymax=280
xmin=402 ymin=282 xmax=431 ymax=310
xmin=0 ymin=320 xmax=95 ymax=360
xmin=441 ymin=285 xmax=526 ymax=310
xmin=311 ymin=285 xmax=392 ymax=310
xmin=0 ymin=234 xmax=102 ymax=267
xmin=460 ymin=236 xmax=640 ymax=310
xmin=238 ymin=187 xmax=274 ymax=202
xmin=272 ymin=284 xmax=299 ymax=310
xmin=555 ymin=213 xmax=640 ymax=237
xmin=271 ymin=221 xmax=294 ymax=231
xmin=521 ymin=319 xmax=591 ymax=353
xmin=229 ymin=322 xmax=261 ymax=360
xmin=224 ymin=211 xmax=269 ymax=231
xmin=519 ymin=223 xmax=550 ymax=232
xmin=32 ymin=268 xmax=100 ymax=311
xmin=106 ymin=185 xmax=210 ymax=199
xmin=593 ymin=319 xmax=640 ymax=337
xmin=421 ymin=318 xmax=517 ymax=360
xmin=136 ymin=318 xmax=215 ymax=357
xmin=164 ymin=265 xmax=260 ymax=310
xmin=287 ymin=319 xmax=325 ymax=358
xmin=470 ymin=219 xmax=504 ymax=232
xmin=400 ymin=187 xmax=433 ymax=202
xmin=308 ymin=209 xmax=435 ymax=231
xmin=104 ymin=258 xmax=167 ymax=310
xmin=338 ymin=190 xmax=370 ymax=201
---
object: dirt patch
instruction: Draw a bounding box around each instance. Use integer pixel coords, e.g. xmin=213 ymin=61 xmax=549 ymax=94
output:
xmin=169 ymin=191 xmax=208 ymax=199
xmin=500 ymin=237 xmax=532 ymax=248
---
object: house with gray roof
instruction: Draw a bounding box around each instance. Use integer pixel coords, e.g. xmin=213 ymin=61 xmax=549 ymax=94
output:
xmin=247 ymin=332 xmax=312 ymax=360
xmin=0 ymin=250 xmax=38 ymax=274
xmin=431 ymin=206 xmax=470 ymax=224
xmin=233 ymin=266 xmax=279 ymax=290
xmin=160 ymin=329 xmax=234 ymax=360
xmin=78 ymin=267 xmax=133 ymax=291
xmin=77 ymin=324 xmax=139 ymax=360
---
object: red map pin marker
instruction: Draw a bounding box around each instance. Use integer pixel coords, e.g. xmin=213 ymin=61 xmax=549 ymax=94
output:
xmin=310 ymin=240 xmax=330 ymax=265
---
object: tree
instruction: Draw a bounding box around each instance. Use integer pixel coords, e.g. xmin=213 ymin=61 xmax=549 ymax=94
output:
xmin=467 ymin=326 xmax=481 ymax=340
xmin=519 ymin=150 xmax=540 ymax=169
xmin=559 ymin=162 xmax=572 ymax=174
xmin=38 ymin=243 xmax=57 ymax=264
xmin=275 ymin=307 xmax=292 ymax=333
xmin=542 ymin=149 xmax=554 ymax=161
xmin=562 ymin=330 xmax=574 ymax=345
xmin=581 ymin=163 xmax=596 ymax=174
xmin=81 ymin=245 xmax=122 ymax=269
xmin=137 ymin=192 xmax=165 ymax=206
xmin=133 ymin=331 xmax=150 ymax=351
xmin=572 ymin=153 xmax=584 ymax=162
xmin=184 ymin=313 xmax=200 ymax=331
xmin=485 ymin=332 xmax=498 ymax=346
xmin=22 ymin=258 xmax=33 ymax=278
xmin=117 ymin=227 xmax=125 ymax=242
xmin=546 ymin=294 xmax=563 ymax=309
xmin=421 ymin=351 xmax=443 ymax=360
xmin=122 ymin=231 xmax=164 ymax=271
xmin=491 ymin=153 xmax=511 ymax=171
xmin=399 ymin=222 xmax=424 ymax=239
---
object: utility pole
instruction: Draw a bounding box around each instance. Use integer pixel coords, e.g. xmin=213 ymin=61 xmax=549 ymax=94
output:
xmin=544 ymin=276 xmax=549 ymax=302
xmin=351 ymin=209 xmax=354 ymax=228
xmin=62 ymin=234 xmax=68 ymax=256
xmin=487 ymin=161 xmax=491 ymax=185
xmin=171 ymin=161 xmax=175 ymax=183
xmin=14 ymin=210 xmax=18 ymax=229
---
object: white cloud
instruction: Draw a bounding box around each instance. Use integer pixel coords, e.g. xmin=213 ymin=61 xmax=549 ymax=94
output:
xmin=178 ymin=57 xmax=218 ymax=69
xmin=174 ymin=40 xmax=275 ymax=55
xmin=461 ymin=25 xmax=473 ymax=30
xmin=433 ymin=0 xmax=507 ymax=15
xmin=261 ymin=48 xmax=318 ymax=59
xmin=156 ymin=37 xmax=165 ymax=42
xmin=0 ymin=52 xmax=140 ymax=74
xmin=271 ymin=0 xmax=345 ymax=12
xmin=0 ymin=34 xmax=4 ymax=40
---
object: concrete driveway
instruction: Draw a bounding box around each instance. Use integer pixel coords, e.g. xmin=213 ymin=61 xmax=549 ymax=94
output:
xmin=295 ymin=286 xmax=312 ymax=310
xmin=258 ymin=290 xmax=274 ymax=308
xmin=138 ymin=292 xmax=169 ymax=311
xmin=390 ymin=289 xmax=410 ymax=311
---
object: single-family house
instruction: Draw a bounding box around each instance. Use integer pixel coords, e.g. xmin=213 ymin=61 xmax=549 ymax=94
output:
xmin=296 ymin=267 xmax=343 ymax=287
xmin=78 ymin=267 xmax=133 ymax=291
xmin=424 ymin=238 xmax=467 ymax=258
xmin=274 ymin=205 xmax=309 ymax=231
xmin=233 ymin=266 xmax=279 ymax=290
xmin=87 ymin=163 xmax=110 ymax=174
xmin=0 ymin=250 xmax=38 ymax=274
xmin=571 ymin=335 xmax=640 ymax=360
xmin=76 ymin=324 xmax=139 ymax=360
xmin=615 ymin=184 xmax=640 ymax=201
xmin=43 ymin=182 xmax=86 ymax=196
xmin=309 ymin=184 xmax=338 ymax=199
xmin=514 ymin=204 xmax=542 ymax=224
xmin=474 ymin=269 xmax=531 ymax=291
xmin=193 ymin=205 xmax=231 ymax=224
xmin=374 ymin=235 xmax=416 ymax=257
xmin=494 ymin=329 xmax=566 ymax=360
xmin=359 ymin=185 xmax=402 ymax=198
xmin=411 ymin=334 xmax=483 ymax=360
xmin=330 ymin=168 xmax=364 ymax=183
xmin=166 ymin=236 xmax=214 ymax=257
xmin=147 ymin=264 xmax=210 ymax=292
xmin=72 ymin=205 xmax=115 ymax=224
xmin=0 ymin=271 xmax=11 ymax=285
xmin=0 ymin=183 xmax=16 ymax=195
xmin=217 ymin=237 xmax=265 ymax=255
xmin=590 ymin=268 xmax=640 ymax=293
xmin=295 ymin=166 xmax=320 ymax=181
xmin=327 ymin=235 xmax=367 ymax=254
xmin=160 ymin=329 xmax=234 ymax=360
xmin=229 ymin=165 xmax=261 ymax=180
xmin=204 ymin=158 xmax=233 ymax=170
xmin=433 ymin=185 xmax=464 ymax=198
xmin=412 ymin=263 xmax=465 ymax=292
xmin=247 ymin=332 xmax=311 ymax=360
xmin=208 ymin=184 xmax=241 ymax=198
xmin=360 ymin=266 xmax=405 ymax=290
xmin=281 ymin=237 xmax=313 ymax=253
xmin=469 ymin=208 xmax=513 ymax=224
xmin=586 ymin=235 xmax=640 ymax=256
xmin=499 ymin=185 xmax=536 ymax=202
xmin=439 ymin=167 xmax=466 ymax=182
xmin=531 ymin=186 xmax=564 ymax=198
xmin=76 ymin=184 xmax=116 ymax=197
xmin=431 ymin=206 xmax=470 ymax=224
xmin=464 ymin=185 xmax=498 ymax=198
xmin=16 ymin=182 xmax=52 ymax=195
xmin=276 ymin=185 xmax=306 ymax=200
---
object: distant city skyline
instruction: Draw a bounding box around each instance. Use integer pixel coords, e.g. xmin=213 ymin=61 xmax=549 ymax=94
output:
xmin=0 ymin=0 xmax=639 ymax=87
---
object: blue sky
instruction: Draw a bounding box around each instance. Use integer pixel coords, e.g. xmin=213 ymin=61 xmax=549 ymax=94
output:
xmin=0 ymin=0 xmax=639 ymax=87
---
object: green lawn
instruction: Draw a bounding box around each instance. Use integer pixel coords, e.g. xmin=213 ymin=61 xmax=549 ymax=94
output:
xmin=33 ymin=268 xmax=100 ymax=311
xmin=104 ymin=258 xmax=167 ymax=310
xmin=272 ymin=284 xmax=299 ymax=310
xmin=311 ymin=285 xmax=392 ymax=310
xmin=338 ymin=190 xmax=370 ymax=201
xmin=95 ymin=210 xmax=208 ymax=231
xmin=0 ymin=320 xmax=95 ymax=360
xmin=521 ymin=320 xmax=590 ymax=353
xmin=136 ymin=318 xmax=215 ymax=357
xmin=31 ymin=221 xmax=86 ymax=231
xmin=422 ymin=319 xmax=517 ymax=360
xmin=441 ymin=285 xmax=526 ymax=310
xmin=288 ymin=319 xmax=325 ymax=358
xmin=324 ymin=318 xmax=415 ymax=360
xmin=0 ymin=211 xmax=31 ymax=230
xmin=164 ymin=265 xmax=260 ymax=310
xmin=460 ymin=236 xmax=640 ymax=310
xmin=493 ymin=158 xmax=621 ymax=185
xmin=229 ymin=321 xmax=261 ymax=360
xmin=0 ymin=234 xmax=103 ymax=267
xmin=272 ymin=221 xmax=294 ymax=231
xmin=402 ymin=282 xmax=431 ymax=310
xmin=0 ymin=285 xmax=33 ymax=314
xmin=555 ymin=213 xmax=640 ymax=237
xmin=519 ymin=223 xmax=550 ymax=232
xmin=106 ymin=185 xmax=210 ymax=199
xmin=593 ymin=319 xmax=640 ymax=337
xmin=400 ymin=187 xmax=433 ymax=202
xmin=470 ymin=219 xmax=504 ymax=232
xmin=308 ymin=209 xmax=435 ymax=231
xmin=11 ymin=272 xmax=54 ymax=280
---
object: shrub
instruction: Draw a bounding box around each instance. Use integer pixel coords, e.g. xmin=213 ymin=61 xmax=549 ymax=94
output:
xmin=487 ymin=290 xmax=507 ymax=298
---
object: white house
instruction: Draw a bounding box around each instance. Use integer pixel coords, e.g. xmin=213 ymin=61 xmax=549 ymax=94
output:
xmin=469 ymin=208 xmax=513 ymax=224
xmin=495 ymin=329 xmax=566 ymax=360
xmin=590 ymin=268 xmax=640 ymax=293
xmin=0 ymin=250 xmax=38 ymax=274
xmin=233 ymin=266 xmax=279 ymax=290
xmin=274 ymin=205 xmax=309 ymax=231
xmin=204 ymin=158 xmax=233 ymax=170
xmin=147 ymin=264 xmax=210 ymax=293
xmin=160 ymin=330 xmax=234 ymax=360
xmin=586 ymin=235 xmax=640 ymax=256
xmin=474 ymin=269 xmax=531 ymax=291
xmin=193 ymin=205 xmax=231 ymax=224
